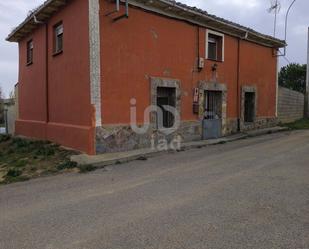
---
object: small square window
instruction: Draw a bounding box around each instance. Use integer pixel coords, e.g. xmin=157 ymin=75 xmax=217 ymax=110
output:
xmin=54 ymin=22 xmax=63 ymax=54
xmin=26 ymin=40 xmax=33 ymax=65
xmin=207 ymin=32 xmax=224 ymax=61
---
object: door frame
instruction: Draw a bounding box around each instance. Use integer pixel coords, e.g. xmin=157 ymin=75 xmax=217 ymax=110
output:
xmin=241 ymin=85 xmax=258 ymax=130
xmin=198 ymin=81 xmax=227 ymax=136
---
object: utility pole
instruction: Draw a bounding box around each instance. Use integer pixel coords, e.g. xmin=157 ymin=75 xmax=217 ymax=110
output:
xmin=305 ymin=27 xmax=309 ymax=118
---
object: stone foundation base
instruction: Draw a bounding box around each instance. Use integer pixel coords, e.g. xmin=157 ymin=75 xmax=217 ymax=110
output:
xmin=96 ymin=121 xmax=201 ymax=154
xmin=241 ymin=117 xmax=278 ymax=131
xmin=96 ymin=117 xmax=278 ymax=154
xmin=226 ymin=118 xmax=239 ymax=135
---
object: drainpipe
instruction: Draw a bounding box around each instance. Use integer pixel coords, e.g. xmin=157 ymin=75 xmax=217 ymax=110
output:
xmin=236 ymin=32 xmax=248 ymax=131
xmin=34 ymin=15 xmax=49 ymax=123
xmin=45 ymin=23 xmax=49 ymax=123
xmin=275 ymin=49 xmax=279 ymax=118
xmin=113 ymin=0 xmax=129 ymax=21
xmin=237 ymin=38 xmax=241 ymax=131
xmin=197 ymin=26 xmax=200 ymax=62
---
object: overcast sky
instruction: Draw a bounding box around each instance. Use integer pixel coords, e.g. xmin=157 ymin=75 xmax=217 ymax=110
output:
xmin=0 ymin=0 xmax=308 ymax=97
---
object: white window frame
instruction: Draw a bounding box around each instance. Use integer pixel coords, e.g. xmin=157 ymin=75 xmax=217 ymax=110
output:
xmin=206 ymin=30 xmax=225 ymax=62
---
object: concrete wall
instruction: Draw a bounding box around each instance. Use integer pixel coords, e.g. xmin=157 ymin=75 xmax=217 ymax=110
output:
xmin=6 ymin=104 xmax=16 ymax=135
xmin=278 ymin=86 xmax=304 ymax=123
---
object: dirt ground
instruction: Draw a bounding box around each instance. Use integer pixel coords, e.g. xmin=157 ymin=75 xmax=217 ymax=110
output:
xmin=0 ymin=135 xmax=79 ymax=184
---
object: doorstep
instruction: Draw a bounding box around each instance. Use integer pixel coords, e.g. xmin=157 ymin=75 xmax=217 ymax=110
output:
xmin=71 ymin=126 xmax=289 ymax=168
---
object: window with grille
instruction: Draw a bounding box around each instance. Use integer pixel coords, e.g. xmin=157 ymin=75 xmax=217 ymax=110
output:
xmin=204 ymin=91 xmax=222 ymax=120
xmin=157 ymin=87 xmax=176 ymax=128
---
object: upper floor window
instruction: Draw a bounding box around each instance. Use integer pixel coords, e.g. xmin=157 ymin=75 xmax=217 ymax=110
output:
xmin=26 ymin=40 xmax=33 ymax=65
xmin=54 ymin=22 xmax=63 ymax=55
xmin=206 ymin=30 xmax=224 ymax=62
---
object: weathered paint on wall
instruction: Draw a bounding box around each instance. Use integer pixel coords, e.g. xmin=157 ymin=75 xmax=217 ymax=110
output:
xmin=15 ymin=0 xmax=279 ymax=154
xmin=16 ymin=0 xmax=95 ymax=154
xmin=100 ymin=0 xmax=277 ymax=126
xmin=238 ymin=41 xmax=277 ymax=118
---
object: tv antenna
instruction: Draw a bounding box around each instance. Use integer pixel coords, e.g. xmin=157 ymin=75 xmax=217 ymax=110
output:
xmin=268 ymin=0 xmax=281 ymax=37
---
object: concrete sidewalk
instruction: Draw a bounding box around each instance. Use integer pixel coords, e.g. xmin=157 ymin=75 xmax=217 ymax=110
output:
xmin=71 ymin=126 xmax=289 ymax=168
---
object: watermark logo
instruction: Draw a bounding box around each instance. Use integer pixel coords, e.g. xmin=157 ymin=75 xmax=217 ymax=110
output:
xmin=130 ymin=98 xmax=182 ymax=151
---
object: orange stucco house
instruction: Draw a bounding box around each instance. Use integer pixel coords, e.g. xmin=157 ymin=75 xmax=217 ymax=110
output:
xmin=7 ymin=0 xmax=285 ymax=155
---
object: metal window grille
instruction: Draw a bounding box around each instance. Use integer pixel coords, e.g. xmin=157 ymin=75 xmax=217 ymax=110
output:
xmin=204 ymin=91 xmax=222 ymax=120
xmin=157 ymin=87 xmax=176 ymax=128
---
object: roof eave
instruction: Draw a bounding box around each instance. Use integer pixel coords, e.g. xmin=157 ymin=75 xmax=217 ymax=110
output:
xmin=6 ymin=0 xmax=67 ymax=42
xmin=6 ymin=0 xmax=286 ymax=48
xmin=129 ymin=0 xmax=286 ymax=48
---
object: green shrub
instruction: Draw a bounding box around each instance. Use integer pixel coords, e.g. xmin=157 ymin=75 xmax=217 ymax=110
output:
xmin=78 ymin=164 xmax=96 ymax=173
xmin=12 ymin=137 xmax=31 ymax=148
xmin=30 ymin=166 xmax=37 ymax=172
xmin=283 ymin=118 xmax=309 ymax=130
xmin=35 ymin=146 xmax=56 ymax=157
xmin=6 ymin=148 xmax=15 ymax=154
xmin=13 ymin=159 xmax=28 ymax=168
xmin=0 ymin=134 xmax=11 ymax=143
xmin=57 ymin=160 xmax=78 ymax=170
xmin=6 ymin=168 xmax=22 ymax=177
xmin=3 ymin=175 xmax=30 ymax=184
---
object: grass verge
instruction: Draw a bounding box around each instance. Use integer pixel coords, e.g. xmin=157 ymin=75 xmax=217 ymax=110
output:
xmin=281 ymin=118 xmax=309 ymax=130
xmin=0 ymin=135 xmax=82 ymax=185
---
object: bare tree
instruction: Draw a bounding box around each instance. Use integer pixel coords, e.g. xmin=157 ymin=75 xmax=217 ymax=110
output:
xmin=9 ymin=90 xmax=15 ymax=101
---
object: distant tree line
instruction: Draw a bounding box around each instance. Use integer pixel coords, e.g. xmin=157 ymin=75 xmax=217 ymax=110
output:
xmin=279 ymin=63 xmax=307 ymax=93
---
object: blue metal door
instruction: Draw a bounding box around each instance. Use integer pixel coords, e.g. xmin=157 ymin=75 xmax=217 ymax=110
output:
xmin=202 ymin=91 xmax=222 ymax=139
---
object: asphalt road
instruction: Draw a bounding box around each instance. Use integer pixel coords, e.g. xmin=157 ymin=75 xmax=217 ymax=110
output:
xmin=1 ymin=130 xmax=309 ymax=249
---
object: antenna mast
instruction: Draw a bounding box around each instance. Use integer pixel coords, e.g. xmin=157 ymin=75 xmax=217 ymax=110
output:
xmin=268 ymin=0 xmax=281 ymax=37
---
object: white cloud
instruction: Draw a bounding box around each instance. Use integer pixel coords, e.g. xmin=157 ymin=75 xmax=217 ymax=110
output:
xmin=293 ymin=24 xmax=308 ymax=35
